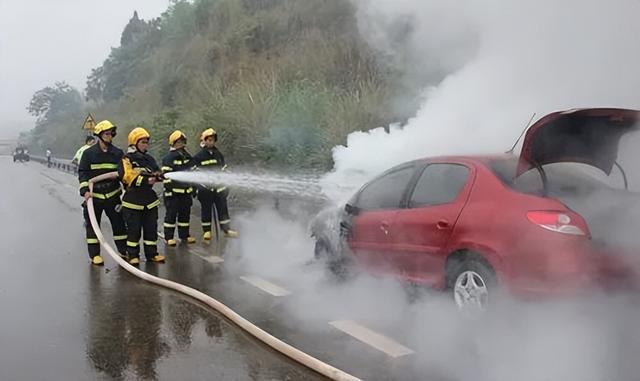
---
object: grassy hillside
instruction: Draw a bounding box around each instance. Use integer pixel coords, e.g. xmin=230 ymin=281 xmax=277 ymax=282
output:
xmin=26 ymin=0 xmax=420 ymax=168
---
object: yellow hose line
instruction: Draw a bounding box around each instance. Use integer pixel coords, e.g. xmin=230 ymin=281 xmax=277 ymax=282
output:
xmin=88 ymin=172 xmax=360 ymax=381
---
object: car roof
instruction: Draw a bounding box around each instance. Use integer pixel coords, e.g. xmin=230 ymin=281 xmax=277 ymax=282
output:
xmin=411 ymin=154 xmax=516 ymax=165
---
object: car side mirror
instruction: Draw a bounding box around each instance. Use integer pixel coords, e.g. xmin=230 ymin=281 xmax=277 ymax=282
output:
xmin=344 ymin=203 xmax=359 ymax=216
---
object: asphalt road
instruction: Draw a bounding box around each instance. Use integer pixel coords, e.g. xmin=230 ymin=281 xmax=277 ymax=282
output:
xmin=4 ymin=155 xmax=640 ymax=381
xmin=0 ymin=156 xmax=326 ymax=381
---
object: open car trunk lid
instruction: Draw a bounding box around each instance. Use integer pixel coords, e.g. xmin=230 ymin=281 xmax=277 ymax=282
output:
xmin=517 ymin=108 xmax=639 ymax=176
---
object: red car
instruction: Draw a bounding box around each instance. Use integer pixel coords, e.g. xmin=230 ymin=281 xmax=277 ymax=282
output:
xmin=312 ymin=108 xmax=640 ymax=310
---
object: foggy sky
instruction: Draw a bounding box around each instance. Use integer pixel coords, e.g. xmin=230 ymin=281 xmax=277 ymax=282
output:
xmin=0 ymin=0 xmax=170 ymax=139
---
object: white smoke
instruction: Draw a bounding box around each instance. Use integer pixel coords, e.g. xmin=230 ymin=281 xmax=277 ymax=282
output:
xmin=321 ymin=0 xmax=640 ymax=202
xmin=224 ymin=205 xmax=640 ymax=381
xmin=186 ymin=2 xmax=640 ymax=379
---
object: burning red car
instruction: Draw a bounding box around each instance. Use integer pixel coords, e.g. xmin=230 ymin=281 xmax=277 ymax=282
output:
xmin=312 ymin=108 xmax=640 ymax=310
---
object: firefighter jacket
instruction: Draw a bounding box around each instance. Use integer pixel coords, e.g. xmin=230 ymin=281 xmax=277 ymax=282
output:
xmin=78 ymin=143 xmax=124 ymax=200
xmin=72 ymin=144 xmax=91 ymax=164
xmin=118 ymin=148 xmax=161 ymax=210
xmin=192 ymin=147 xmax=227 ymax=195
xmin=161 ymin=148 xmax=194 ymax=197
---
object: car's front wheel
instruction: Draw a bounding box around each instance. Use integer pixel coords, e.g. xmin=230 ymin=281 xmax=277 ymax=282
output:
xmin=446 ymin=255 xmax=496 ymax=312
xmin=314 ymin=236 xmax=351 ymax=281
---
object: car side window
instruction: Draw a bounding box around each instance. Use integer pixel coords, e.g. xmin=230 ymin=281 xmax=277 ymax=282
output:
xmin=356 ymin=166 xmax=416 ymax=210
xmin=409 ymin=164 xmax=469 ymax=208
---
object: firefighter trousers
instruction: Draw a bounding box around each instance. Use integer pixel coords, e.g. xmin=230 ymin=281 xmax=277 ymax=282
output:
xmin=123 ymin=206 xmax=158 ymax=260
xmin=163 ymin=195 xmax=192 ymax=240
xmin=198 ymin=188 xmax=230 ymax=233
xmin=83 ymin=198 xmax=127 ymax=259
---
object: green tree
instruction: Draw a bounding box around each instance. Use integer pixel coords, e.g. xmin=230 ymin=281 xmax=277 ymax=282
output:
xmin=70 ymin=0 xmax=424 ymax=169
xmin=85 ymin=67 xmax=105 ymax=103
xmin=26 ymin=82 xmax=86 ymax=155
xmin=27 ymin=82 xmax=83 ymax=123
xmin=86 ymin=12 xmax=162 ymax=102
xmin=120 ymin=11 xmax=146 ymax=46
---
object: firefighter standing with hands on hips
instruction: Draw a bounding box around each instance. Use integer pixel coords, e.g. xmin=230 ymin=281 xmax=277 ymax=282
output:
xmin=118 ymin=127 xmax=166 ymax=265
xmin=161 ymin=130 xmax=197 ymax=246
xmin=78 ymin=120 xmax=128 ymax=265
xmin=193 ymin=128 xmax=238 ymax=239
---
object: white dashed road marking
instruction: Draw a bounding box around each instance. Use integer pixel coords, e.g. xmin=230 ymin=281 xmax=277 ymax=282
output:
xmin=329 ymin=320 xmax=414 ymax=358
xmin=158 ymin=231 xmax=224 ymax=264
xmin=193 ymin=250 xmax=225 ymax=264
xmin=240 ymin=275 xmax=291 ymax=297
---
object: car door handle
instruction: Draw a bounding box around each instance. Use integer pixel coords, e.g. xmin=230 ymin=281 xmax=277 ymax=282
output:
xmin=436 ymin=220 xmax=450 ymax=230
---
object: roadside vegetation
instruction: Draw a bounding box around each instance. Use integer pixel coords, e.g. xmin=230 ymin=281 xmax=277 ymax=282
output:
xmin=23 ymin=0 xmax=421 ymax=169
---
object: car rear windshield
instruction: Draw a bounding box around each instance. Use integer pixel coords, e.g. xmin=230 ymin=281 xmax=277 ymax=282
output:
xmin=489 ymin=159 xmax=623 ymax=196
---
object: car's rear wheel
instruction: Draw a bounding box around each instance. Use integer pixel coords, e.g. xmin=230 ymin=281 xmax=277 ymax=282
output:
xmin=446 ymin=255 xmax=496 ymax=312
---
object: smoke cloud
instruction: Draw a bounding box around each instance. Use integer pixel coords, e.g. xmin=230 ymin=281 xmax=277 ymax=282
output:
xmin=198 ymin=1 xmax=640 ymax=380
xmin=223 ymin=205 xmax=640 ymax=381
xmin=322 ymin=0 xmax=640 ymax=201
xmin=223 ymin=1 xmax=640 ymax=379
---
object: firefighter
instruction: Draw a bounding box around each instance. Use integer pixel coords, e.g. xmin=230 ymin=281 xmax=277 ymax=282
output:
xmin=78 ymin=120 xmax=128 ymax=265
xmin=72 ymin=136 xmax=96 ymax=173
xmin=192 ymin=128 xmax=238 ymax=239
xmin=118 ymin=127 xmax=165 ymax=265
xmin=161 ymin=130 xmax=197 ymax=246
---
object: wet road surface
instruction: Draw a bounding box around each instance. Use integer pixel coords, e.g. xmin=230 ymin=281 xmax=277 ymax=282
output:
xmin=7 ymin=156 xmax=637 ymax=381
xmin=0 ymin=156 xmax=327 ymax=381
xmin=0 ymin=156 xmax=443 ymax=381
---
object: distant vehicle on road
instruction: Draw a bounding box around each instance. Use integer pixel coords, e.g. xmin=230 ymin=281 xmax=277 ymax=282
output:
xmin=13 ymin=146 xmax=30 ymax=162
xmin=312 ymin=108 xmax=640 ymax=311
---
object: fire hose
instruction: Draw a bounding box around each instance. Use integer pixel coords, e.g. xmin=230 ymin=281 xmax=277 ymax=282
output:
xmin=87 ymin=172 xmax=361 ymax=381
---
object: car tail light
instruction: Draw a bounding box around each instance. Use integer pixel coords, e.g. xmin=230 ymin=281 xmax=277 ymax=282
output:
xmin=526 ymin=211 xmax=588 ymax=236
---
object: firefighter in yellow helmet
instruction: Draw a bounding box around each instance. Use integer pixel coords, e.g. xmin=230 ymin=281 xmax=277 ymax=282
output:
xmin=161 ymin=130 xmax=196 ymax=246
xmin=192 ymin=128 xmax=238 ymax=239
xmin=118 ymin=127 xmax=165 ymax=265
xmin=78 ymin=120 xmax=127 ymax=265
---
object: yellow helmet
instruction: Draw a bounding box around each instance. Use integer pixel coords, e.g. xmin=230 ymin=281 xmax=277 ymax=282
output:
xmin=200 ymin=128 xmax=217 ymax=142
xmin=128 ymin=127 xmax=150 ymax=146
xmin=94 ymin=120 xmax=117 ymax=136
xmin=169 ymin=130 xmax=187 ymax=146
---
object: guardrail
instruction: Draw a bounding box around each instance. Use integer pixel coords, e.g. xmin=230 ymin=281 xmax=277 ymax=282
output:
xmin=31 ymin=155 xmax=77 ymax=173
